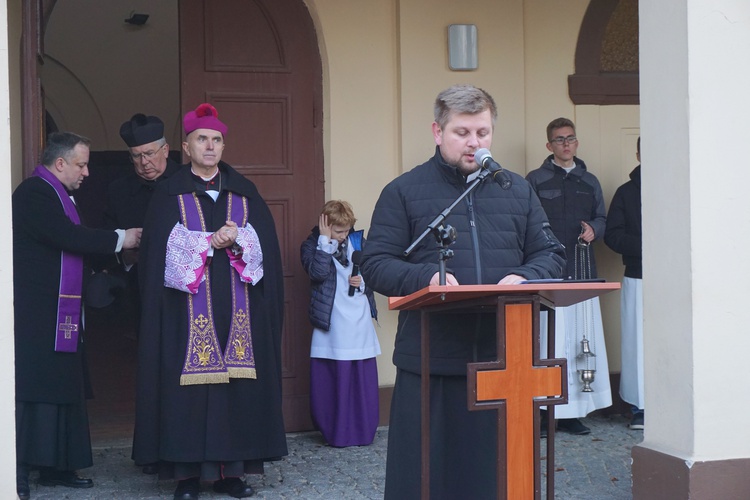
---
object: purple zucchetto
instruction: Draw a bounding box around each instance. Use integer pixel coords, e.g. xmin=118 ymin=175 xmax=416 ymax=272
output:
xmin=183 ymin=103 xmax=228 ymax=136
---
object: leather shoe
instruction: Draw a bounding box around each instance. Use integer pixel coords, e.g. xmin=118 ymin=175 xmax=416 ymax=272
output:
xmin=174 ymin=477 xmax=200 ymax=500
xmin=16 ymin=465 xmax=30 ymax=500
xmin=557 ymin=417 xmax=591 ymax=435
xmin=38 ymin=469 xmax=94 ymax=488
xmin=142 ymin=463 xmax=159 ymax=475
xmin=629 ymin=411 xmax=645 ymax=430
xmin=213 ymin=477 xmax=254 ymax=498
xmin=16 ymin=483 xmax=29 ymax=500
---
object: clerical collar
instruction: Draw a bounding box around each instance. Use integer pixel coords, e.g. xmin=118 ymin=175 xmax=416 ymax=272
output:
xmin=191 ymin=167 xmax=219 ymax=182
xmin=191 ymin=167 xmax=221 ymax=201
xmin=465 ymin=169 xmax=481 ymax=183
xmin=137 ymin=176 xmax=158 ymax=188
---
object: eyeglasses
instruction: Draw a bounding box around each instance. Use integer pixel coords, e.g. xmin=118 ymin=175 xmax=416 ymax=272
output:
xmin=131 ymin=144 xmax=165 ymax=162
xmin=550 ymin=136 xmax=578 ymax=145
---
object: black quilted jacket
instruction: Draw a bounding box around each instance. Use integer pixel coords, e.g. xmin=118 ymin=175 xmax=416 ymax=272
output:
xmin=300 ymin=227 xmax=377 ymax=331
xmin=526 ymin=155 xmax=607 ymax=278
xmin=604 ymin=165 xmax=642 ymax=278
xmin=361 ymin=148 xmax=565 ymax=375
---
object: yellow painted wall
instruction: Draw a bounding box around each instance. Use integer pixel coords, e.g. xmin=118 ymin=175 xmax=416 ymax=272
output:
xmin=307 ymin=0 xmax=402 ymax=382
xmin=398 ymin=0 xmax=527 ymax=171
xmin=311 ymin=0 xmax=535 ymax=384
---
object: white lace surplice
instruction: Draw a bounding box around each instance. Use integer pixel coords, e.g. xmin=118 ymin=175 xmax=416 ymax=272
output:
xmin=164 ymin=223 xmax=212 ymax=293
xmin=230 ymin=224 xmax=264 ymax=285
xmin=165 ymin=222 xmax=264 ymax=294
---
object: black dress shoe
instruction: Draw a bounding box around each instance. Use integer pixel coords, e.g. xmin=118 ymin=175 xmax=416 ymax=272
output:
xmin=213 ymin=477 xmax=254 ymax=498
xmin=557 ymin=417 xmax=591 ymax=435
xmin=16 ymin=464 xmax=31 ymax=500
xmin=174 ymin=477 xmax=200 ymax=500
xmin=16 ymin=466 xmax=30 ymax=500
xmin=16 ymin=483 xmax=30 ymax=500
xmin=142 ymin=463 xmax=159 ymax=475
xmin=38 ymin=469 xmax=94 ymax=488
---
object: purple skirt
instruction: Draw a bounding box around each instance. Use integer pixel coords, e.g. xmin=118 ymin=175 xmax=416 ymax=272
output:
xmin=310 ymin=358 xmax=379 ymax=447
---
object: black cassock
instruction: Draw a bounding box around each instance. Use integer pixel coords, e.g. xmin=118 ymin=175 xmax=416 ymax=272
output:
xmin=99 ymin=158 xmax=181 ymax=326
xmin=133 ymin=162 xmax=287 ymax=479
xmin=13 ymin=175 xmax=119 ymax=470
xmin=102 ymin=158 xmax=181 ymax=231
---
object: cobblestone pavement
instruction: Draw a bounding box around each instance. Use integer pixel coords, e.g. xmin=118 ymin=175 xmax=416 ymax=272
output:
xmin=545 ymin=414 xmax=642 ymax=500
xmin=24 ymin=413 xmax=642 ymax=499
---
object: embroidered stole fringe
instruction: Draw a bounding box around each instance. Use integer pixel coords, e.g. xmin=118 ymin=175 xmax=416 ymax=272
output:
xmin=179 ymin=192 xmax=257 ymax=385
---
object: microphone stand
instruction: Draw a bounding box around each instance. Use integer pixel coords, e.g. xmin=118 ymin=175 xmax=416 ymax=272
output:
xmin=403 ymin=167 xmax=493 ymax=286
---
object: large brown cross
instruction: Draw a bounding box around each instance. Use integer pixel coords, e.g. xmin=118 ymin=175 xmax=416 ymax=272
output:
xmin=468 ymin=302 xmax=566 ymax=499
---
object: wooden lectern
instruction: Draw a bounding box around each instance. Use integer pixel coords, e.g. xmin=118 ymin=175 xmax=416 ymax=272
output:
xmin=389 ymin=282 xmax=619 ymax=500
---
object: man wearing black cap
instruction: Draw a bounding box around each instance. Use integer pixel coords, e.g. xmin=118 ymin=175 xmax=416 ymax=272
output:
xmin=106 ymin=113 xmax=180 ymax=243
xmin=98 ymin=114 xmax=181 ymax=335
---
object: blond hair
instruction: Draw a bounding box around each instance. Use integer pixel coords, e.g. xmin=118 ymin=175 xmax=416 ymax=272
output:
xmin=321 ymin=200 xmax=357 ymax=227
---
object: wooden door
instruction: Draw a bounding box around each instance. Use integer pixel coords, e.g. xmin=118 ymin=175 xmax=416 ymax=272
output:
xmin=180 ymin=0 xmax=324 ymax=431
xmin=22 ymin=0 xmax=59 ymax=173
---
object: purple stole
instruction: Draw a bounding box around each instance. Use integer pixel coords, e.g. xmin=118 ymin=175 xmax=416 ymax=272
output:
xmin=177 ymin=192 xmax=257 ymax=385
xmin=33 ymin=165 xmax=83 ymax=353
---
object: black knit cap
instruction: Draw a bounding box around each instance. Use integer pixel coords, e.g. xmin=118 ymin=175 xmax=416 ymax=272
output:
xmin=119 ymin=113 xmax=164 ymax=147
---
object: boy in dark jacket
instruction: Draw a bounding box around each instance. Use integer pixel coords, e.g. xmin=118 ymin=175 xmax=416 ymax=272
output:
xmin=526 ymin=118 xmax=612 ymax=436
xmin=605 ymin=136 xmax=644 ymax=430
xmin=300 ymin=200 xmax=380 ymax=447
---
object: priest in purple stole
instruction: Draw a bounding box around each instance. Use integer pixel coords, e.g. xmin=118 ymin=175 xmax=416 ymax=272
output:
xmin=13 ymin=132 xmax=142 ymax=499
xmin=134 ymin=104 xmax=287 ymax=500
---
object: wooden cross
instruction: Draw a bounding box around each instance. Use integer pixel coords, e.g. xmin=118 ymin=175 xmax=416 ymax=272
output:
xmin=58 ymin=316 xmax=78 ymax=339
xmin=468 ymin=302 xmax=567 ymax=499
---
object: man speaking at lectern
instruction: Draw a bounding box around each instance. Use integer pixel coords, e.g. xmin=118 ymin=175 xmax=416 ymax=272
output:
xmin=361 ymin=85 xmax=566 ymax=499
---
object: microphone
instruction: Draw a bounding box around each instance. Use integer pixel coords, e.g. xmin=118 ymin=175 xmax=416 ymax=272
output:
xmin=349 ymin=250 xmax=363 ymax=296
xmin=475 ymin=148 xmax=512 ymax=190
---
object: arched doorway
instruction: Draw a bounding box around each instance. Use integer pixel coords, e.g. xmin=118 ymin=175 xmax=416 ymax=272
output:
xmin=22 ymin=0 xmax=324 ymax=438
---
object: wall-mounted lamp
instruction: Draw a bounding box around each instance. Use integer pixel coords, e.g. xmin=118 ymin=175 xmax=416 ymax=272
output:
xmin=125 ymin=12 xmax=149 ymax=26
xmin=448 ymin=24 xmax=478 ymax=71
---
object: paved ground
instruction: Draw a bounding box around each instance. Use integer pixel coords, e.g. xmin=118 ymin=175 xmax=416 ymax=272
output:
xmin=24 ymin=413 xmax=642 ymax=499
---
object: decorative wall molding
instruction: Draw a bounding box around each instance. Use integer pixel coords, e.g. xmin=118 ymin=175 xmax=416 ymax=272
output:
xmin=568 ymin=0 xmax=639 ymax=105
